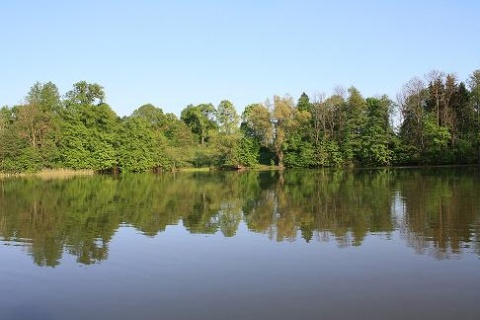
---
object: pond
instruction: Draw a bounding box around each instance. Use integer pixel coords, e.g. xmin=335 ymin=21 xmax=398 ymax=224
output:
xmin=1 ymin=168 xmax=479 ymax=320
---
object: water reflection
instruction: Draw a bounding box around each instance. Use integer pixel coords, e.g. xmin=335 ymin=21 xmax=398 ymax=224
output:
xmin=1 ymin=168 xmax=479 ymax=266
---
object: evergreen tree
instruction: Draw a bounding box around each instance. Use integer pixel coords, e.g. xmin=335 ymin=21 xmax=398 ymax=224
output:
xmin=342 ymin=87 xmax=367 ymax=164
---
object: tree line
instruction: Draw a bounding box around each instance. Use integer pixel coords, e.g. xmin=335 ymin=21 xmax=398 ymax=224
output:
xmin=1 ymin=69 xmax=480 ymax=173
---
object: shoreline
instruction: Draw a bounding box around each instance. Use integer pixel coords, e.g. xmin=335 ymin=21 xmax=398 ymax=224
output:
xmin=1 ymin=164 xmax=477 ymax=179
xmin=0 ymin=169 xmax=95 ymax=179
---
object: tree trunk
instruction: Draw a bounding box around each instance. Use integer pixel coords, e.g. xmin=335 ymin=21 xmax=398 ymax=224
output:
xmin=277 ymin=149 xmax=284 ymax=168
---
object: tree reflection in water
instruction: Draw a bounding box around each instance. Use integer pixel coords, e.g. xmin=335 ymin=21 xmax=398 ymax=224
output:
xmin=1 ymin=168 xmax=479 ymax=266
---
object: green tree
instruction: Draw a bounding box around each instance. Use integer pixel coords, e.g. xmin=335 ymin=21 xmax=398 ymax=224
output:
xmin=65 ymin=81 xmax=105 ymax=105
xmin=59 ymin=82 xmax=119 ymax=171
xmin=282 ymin=93 xmax=315 ymax=168
xmin=468 ymin=70 xmax=480 ymax=162
xmin=307 ymin=93 xmax=345 ymax=166
xmin=241 ymin=103 xmax=273 ymax=147
xmin=212 ymin=100 xmax=258 ymax=168
xmin=18 ymin=82 xmax=62 ymax=166
xmin=397 ymin=76 xmax=429 ymax=163
xmin=217 ymin=100 xmax=240 ymax=135
xmin=296 ymin=92 xmax=312 ymax=112
xmin=181 ymin=103 xmax=217 ymax=145
xmin=131 ymin=103 xmax=166 ymax=128
xmin=0 ymin=106 xmax=37 ymax=172
xmin=161 ymin=113 xmax=195 ymax=147
xmin=341 ymin=87 xmax=367 ymax=164
xmin=451 ymin=82 xmax=474 ymax=162
xmin=360 ymin=96 xmax=394 ymax=166
xmin=271 ymin=95 xmax=310 ymax=167
xmin=0 ymin=82 xmax=62 ymax=172
xmin=117 ymin=116 xmax=171 ymax=172
xmin=241 ymin=103 xmax=274 ymax=165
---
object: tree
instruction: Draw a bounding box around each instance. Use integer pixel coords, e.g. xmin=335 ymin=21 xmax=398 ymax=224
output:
xmin=212 ymin=100 xmax=253 ymax=168
xmin=341 ymin=87 xmax=367 ymax=164
xmin=296 ymin=92 xmax=312 ymax=112
xmin=65 ymin=81 xmax=105 ymax=105
xmin=241 ymin=103 xmax=273 ymax=146
xmin=59 ymin=82 xmax=119 ymax=171
xmin=117 ymin=116 xmax=171 ymax=172
xmin=271 ymin=95 xmax=298 ymax=167
xmin=281 ymin=93 xmax=315 ymax=168
xmin=397 ymin=76 xmax=429 ymax=163
xmin=465 ymin=70 xmax=480 ymax=163
xmin=217 ymin=100 xmax=240 ymax=135
xmin=425 ymin=72 xmax=457 ymax=146
xmin=181 ymin=103 xmax=217 ymax=145
xmin=0 ymin=82 xmax=63 ymax=171
xmin=162 ymin=113 xmax=196 ymax=148
xmin=360 ymin=96 xmax=394 ymax=166
xmin=131 ymin=103 xmax=166 ymax=128
xmin=0 ymin=107 xmax=27 ymax=172
xmin=306 ymin=93 xmax=344 ymax=166
xmin=425 ymin=70 xmax=446 ymax=126
xmin=450 ymin=82 xmax=474 ymax=161
xmin=14 ymin=82 xmax=62 ymax=167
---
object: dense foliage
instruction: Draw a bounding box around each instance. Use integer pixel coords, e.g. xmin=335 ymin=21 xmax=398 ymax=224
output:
xmin=1 ymin=69 xmax=480 ymax=173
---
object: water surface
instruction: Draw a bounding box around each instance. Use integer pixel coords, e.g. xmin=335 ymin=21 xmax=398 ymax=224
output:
xmin=1 ymin=168 xmax=479 ymax=319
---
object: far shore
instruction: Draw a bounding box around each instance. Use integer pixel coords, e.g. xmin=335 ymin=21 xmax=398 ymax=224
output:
xmin=0 ymin=169 xmax=94 ymax=179
xmin=1 ymin=164 xmax=477 ymax=179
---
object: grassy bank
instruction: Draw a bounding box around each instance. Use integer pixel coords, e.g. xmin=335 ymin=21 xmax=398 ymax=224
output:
xmin=0 ymin=169 xmax=94 ymax=179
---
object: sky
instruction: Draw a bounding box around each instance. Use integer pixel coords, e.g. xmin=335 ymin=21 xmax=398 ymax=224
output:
xmin=1 ymin=0 xmax=479 ymax=117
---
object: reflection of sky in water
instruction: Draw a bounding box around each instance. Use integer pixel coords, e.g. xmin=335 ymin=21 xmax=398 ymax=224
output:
xmin=391 ymin=191 xmax=405 ymax=225
xmin=2 ymin=224 xmax=480 ymax=320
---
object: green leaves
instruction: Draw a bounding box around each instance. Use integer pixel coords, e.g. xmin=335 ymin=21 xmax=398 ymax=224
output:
xmin=180 ymin=103 xmax=217 ymax=145
xmin=217 ymin=100 xmax=239 ymax=135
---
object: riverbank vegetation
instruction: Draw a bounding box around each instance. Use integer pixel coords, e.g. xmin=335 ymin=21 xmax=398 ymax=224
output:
xmin=1 ymin=69 xmax=479 ymax=173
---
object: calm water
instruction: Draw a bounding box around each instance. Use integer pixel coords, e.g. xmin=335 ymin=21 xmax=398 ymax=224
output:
xmin=1 ymin=168 xmax=479 ymax=320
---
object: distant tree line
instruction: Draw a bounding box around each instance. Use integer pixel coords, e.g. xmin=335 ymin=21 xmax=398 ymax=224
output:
xmin=1 ymin=69 xmax=480 ymax=173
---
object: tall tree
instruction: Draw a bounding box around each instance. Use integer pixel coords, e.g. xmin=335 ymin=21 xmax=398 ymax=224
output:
xmin=131 ymin=103 xmax=166 ymax=128
xmin=65 ymin=81 xmax=105 ymax=105
xmin=162 ymin=113 xmax=196 ymax=147
xmin=272 ymin=95 xmax=298 ymax=167
xmin=360 ymin=96 xmax=394 ymax=166
xmin=181 ymin=103 xmax=217 ymax=145
xmin=296 ymin=92 xmax=312 ymax=112
xmin=241 ymin=103 xmax=274 ymax=165
xmin=1 ymin=82 xmax=63 ymax=171
xmin=117 ymin=116 xmax=171 ymax=172
xmin=425 ymin=70 xmax=446 ymax=126
xmin=468 ymin=70 xmax=480 ymax=162
xmin=397 ymin=76 xmax=428 ymax=162
xmin=241 ymin=103 xmax=273 ymax=147
xmin=59 ymin=82 xmax=119 ymax=171
xmin=214 ymin=100 xmax=248 ymax=168
xmin=305 ymin=93 xmax=344 ymax=166
xmin=217 ymin=100 xmax=240 ymax=135
xmin=341 ymin=87 xmax=367 ymax=164
xmin=0 ymin=107 xmax=27 ymax=172
xmin=17 ymin=82 xmax=62 ymax=164
xmin=452 ymin=82 xmax=473 ymax=148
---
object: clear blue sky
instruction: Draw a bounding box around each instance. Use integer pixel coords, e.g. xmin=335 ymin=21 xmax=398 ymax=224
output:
xmin=1 ymin=0 xmax=479 ymax=116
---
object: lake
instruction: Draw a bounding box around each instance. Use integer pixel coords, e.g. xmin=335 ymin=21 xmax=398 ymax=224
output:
xmin=1 ymin=168 xmax=479 ymax=320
